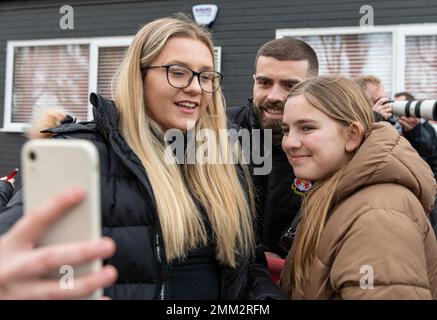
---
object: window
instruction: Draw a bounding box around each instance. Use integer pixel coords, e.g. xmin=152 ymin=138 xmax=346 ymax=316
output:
xmin=11 ymin=44 xmax=90 ymax=124
xmin=3 ymin=37 xmax=222 ymax=132
xmin=404 ymin=35 xmax=437 ymax=100
xmin=3 ymin=37 xmax=131 ymax=132
xmin=292 ymin=33 xmax=393 ymax=96
xmin=213 ymin=46 xmax=222 ymax=73
xmin=276 ymin=24 xmax=437 ymax=103
xmin=97 ymin=46 xmax=129 ymax=100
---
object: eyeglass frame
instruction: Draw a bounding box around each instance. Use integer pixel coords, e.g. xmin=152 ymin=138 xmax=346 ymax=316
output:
xmin=142 ymin=64 xmax=223 ymax=93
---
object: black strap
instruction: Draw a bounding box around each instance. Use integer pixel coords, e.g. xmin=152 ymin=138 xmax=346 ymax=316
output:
xmin=405 ymin=100 xmax=413 ymax=117
xmin=433 ymin=101 xmax=437 ymax=121
xmin=415 ymin=100 xmax=423 ymax=118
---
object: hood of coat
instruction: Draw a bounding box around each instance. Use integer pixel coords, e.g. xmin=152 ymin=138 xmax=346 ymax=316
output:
xmin=26 ymin=93 xmax=118 ymax=139
xmin=332 ymin=121 xmax=436 ymax=212
xmin=26 ymin=108 xmax=70 ymax=139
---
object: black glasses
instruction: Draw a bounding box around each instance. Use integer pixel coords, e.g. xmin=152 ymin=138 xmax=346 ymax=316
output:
xmin=143 ymin=64 xmax=223 ymax=93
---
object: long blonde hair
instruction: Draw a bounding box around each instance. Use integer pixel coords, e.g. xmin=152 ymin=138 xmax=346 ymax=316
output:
xmin=114 ymin=15 xmax=254 ymax=266
xmin=288 ymin=76 xmax=374 ymax=294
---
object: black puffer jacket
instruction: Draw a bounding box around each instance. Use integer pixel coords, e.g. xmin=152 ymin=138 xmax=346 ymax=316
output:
xmin=403 ymin=120 xmax=437 ymax=163
xmin=0 ymin=180 xmax=13 ymax=211
xmin=227 ymin=99 xmax=303 ymax=257
xmin=0 ymin=93 xmax=285 ymax=300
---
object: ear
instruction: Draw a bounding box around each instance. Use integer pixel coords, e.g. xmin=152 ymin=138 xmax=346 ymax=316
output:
xmin=344 ymin=122 xmax=365 ymax=153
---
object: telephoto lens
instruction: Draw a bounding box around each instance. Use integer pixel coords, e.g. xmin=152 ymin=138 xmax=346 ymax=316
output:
xmin=392 ymin=100 xmax=437 ymax=121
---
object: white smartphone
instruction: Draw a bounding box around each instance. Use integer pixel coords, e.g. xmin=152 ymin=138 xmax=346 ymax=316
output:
xmin=22 ymin=139 xmax=102 ymax=299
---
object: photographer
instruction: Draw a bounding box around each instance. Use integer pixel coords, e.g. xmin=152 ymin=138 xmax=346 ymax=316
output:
xmin=394 ymin=91 xmax=437 ymax=160
xmin=355 ymin=76 xmax=437 ymax=159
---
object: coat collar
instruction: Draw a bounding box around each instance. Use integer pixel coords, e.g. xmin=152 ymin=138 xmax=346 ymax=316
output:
xmin=333 ymin=122 xmax=436 ymax=212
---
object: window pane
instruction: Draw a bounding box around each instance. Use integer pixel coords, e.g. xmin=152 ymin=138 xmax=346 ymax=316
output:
xmin=296 ymin=33 xmax=393 ymax=96
xmin=405 ymin=35 xmax=437 ymax=100
xmin=12 ymin=44 xmax=90 ymax=123
xmin=97 ymin=46 xmax=128 ymax=100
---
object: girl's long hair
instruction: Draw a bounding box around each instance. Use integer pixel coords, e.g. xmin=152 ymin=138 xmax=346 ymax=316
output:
xmin=288 ymin=76 xmax=374 ymax=294
xmin=114 ymin=15 xmax=254 ymax=266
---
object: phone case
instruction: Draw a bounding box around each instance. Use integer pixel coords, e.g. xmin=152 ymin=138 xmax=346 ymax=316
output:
xmin=22 ymin=139 xmax=102 ymax=299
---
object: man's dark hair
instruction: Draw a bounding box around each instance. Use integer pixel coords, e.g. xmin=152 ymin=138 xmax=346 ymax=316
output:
xmin=395 ymin=91 xmax=415 ymax=101
xmin=255 ymin=37 xmax=319 ymax=77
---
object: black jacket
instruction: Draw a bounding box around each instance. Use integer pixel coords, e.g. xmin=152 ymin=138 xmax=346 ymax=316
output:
xmin=0 ymin=180 xmax=13 ymax=211
xmin=0 ymin=93 xmax=285 ymax=300
xmin=227 ymin=99 xmax=303 ymax=257
xmin=403 ymin=120 xmax=437 ymax=166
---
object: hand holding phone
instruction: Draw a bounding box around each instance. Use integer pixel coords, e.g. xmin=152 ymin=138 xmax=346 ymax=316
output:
xmin=22 ymin=139 xmax=105 ymax=299
xmin=0 ymin=187 xmax=117 ymax=299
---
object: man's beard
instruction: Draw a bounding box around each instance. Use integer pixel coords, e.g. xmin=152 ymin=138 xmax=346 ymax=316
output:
xmin=253 ymin=100 xmax=285 ymax=145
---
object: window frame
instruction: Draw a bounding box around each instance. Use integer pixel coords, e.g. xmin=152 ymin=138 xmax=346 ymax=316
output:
xmin=2 ymin=36 xmax=132 ymax=132
xmin=2 ymin=34 xmax=223 ymax=132
xmin=276 ymin=23 xmax=437 ymax=104
xmin=3 ymin=38 xmax=83 ymax=132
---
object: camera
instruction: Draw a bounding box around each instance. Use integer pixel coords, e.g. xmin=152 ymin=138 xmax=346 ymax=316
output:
xmin=29 ymin=151 xmax=36 ymax=161
xmin=391 ymin=100 xmax=437 ymax=121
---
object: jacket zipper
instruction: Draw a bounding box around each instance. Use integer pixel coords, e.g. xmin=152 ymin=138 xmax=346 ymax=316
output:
xmin=90 ymin=95 xmax=168 ymax=300
xmin=154 ymin=232 xmax=166 ymax=300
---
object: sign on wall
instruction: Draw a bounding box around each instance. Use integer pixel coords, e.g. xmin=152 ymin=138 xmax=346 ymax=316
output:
xmin=192 ymin=4 xmax=218 ymax=28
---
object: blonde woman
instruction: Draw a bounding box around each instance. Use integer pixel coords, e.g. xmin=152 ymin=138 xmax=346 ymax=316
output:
xmin=280 ymin=76 xmax=437 ymax=299
xmin=0 ymin=15 xmax=284 ymax=300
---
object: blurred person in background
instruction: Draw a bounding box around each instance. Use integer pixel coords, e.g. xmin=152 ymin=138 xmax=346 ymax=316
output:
xmin=0 ymin=175 xmax=14 ymax=211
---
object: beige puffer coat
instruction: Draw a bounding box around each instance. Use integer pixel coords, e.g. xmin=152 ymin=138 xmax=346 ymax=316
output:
xmin=280 ymin=122 xmax=437 ymax=299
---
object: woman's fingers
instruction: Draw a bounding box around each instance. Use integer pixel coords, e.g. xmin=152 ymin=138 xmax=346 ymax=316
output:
xmin=8 ymin=187 xmax=85 ymax=245
xmin=0 ymin=237 xmax=115 ymax=281
xmin=2 ymin=265 xmax=117 ymax=300
xmin=0 ymin=187 xmax=117 ymax=300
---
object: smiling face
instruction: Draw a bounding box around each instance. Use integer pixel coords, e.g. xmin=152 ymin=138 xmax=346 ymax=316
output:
xmin=252 ymin=56 xmax=309 ymax=144
xmin=143 ymin=37 xmax=213 ymax=131
xmin=282 ymin=95 xmax=350 ymax=181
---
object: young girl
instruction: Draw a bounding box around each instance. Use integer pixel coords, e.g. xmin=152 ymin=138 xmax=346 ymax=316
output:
xmin=280 ymin=76 xmax=437 ymax=299
xmin=0 ymin=15 xmax=284 ymax=300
